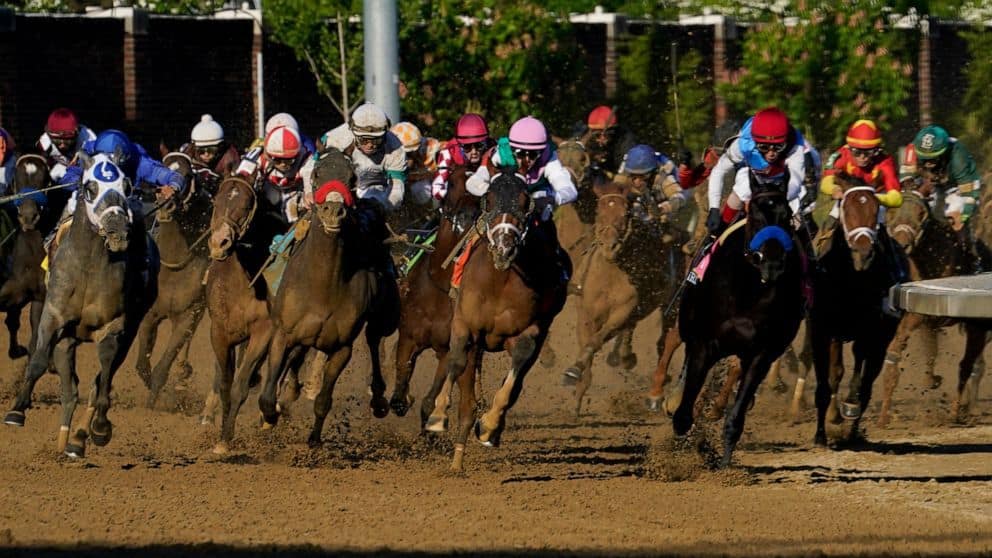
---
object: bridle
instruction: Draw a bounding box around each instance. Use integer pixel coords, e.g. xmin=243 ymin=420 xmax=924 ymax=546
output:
xmin=215 ymin=176 xmax=257 ymax=241
xmin=888 ymin=190 xmax=928 ymax=249
xmin=839 ymin=185 xmax=878 ymax=246
xmin=593 ymin=192 xmax=634 ymax=248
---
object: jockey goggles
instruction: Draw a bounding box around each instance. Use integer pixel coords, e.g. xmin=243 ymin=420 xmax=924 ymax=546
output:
xmin=271 ymin=156 xmax=296 ymax=169
xmin=196 ymin=145 xmax=220 ymax=156
xmin=850 ymin=147 xmax=878 ymax=159
xmin=356 ymin=135 xmax=384 ymax=149
xmin=513 ymin=148 xmax=542 ymax=161
xmin=462 ymin=141 xmax=487 ymax=153
xmin=755 ymin=142 xmax=787 ymax=155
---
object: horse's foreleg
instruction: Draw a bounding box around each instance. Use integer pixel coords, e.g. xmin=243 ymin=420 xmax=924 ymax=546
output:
xmin=825 ymin=340 xmax=845 ymax=425
xmin=427 ymin=322 xmax=470 ymax=433
xmin=389 ymin=333 xmax=422 ymax=417
xmin=647 ymin=321 xmax=682 ymax=412
xmin=365 ymin=326 xmax=390 ymax=419
xmin=538 ymin=332 xmax=557 ymax=369
xmin=308 ymin=345 xmax=352 ymax=447
xmin=810 ymin=324 xmax=833 ymax=446
xmin=722 ymin=353 xmax=776 ymax=466
xmin=451 ymin=347 xmax=480 ymax=472
xmin=26 ymin=300 xmax=43 ymax=360
xmin=477 ymin=325 xmax=544 ymax=447
xmin=259 ymin=328 xmax=289 ymax=427
xmin=6 ymin=307 xmax=61 ymax=425
xmin=420 ymin=350 xmax=449 ymax=430
xmin=789 ymin=323 xmax=814 ymax=424
xmin=606 ymin=327 xmax=636 ymax=370
xmin=4 ymin=306 xmax=28 ymax=359
xmin=953 ymin=322 xmax=989 ymax=422
xmin=176 ymin=305 xmax=205 ymax=385
xmin=146 ymin=309 xmax=201 ymax=408
xmin=215 ymin=324 xmax=271 ymax=453
xmin=922 ymin=322 xmax=942 ymax=390
xmin=849 ymin=338 xmax=890 ymax=442
xmin=877 ymin=313 xmax=922 ymax=427
xmin=670 ymin=341 xmax=718 ymax=436
xmin=90 ymin=319 xmax=138 ymax=448
xmin=843 ymin=342 xmax=868 ymax=421
xmin=707 ymin=357 xmax=742 ymax=421
xmin=134 ymin=313 xmax=162 ymax=389
xmin=53 ymin=338 xmax=79 ymax=455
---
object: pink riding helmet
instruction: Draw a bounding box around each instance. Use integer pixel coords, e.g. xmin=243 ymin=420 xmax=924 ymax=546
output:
xmin=455 ymin=113 xmax=489 ymax=144
xmin=508 ymin=116 xmax=547 ymax=150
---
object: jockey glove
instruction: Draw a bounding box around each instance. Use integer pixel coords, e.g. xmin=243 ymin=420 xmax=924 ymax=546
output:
xmin=706 ymin=207 xmax=723 ymax=235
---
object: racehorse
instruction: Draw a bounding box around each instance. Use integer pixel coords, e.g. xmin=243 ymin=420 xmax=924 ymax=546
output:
xmin=0 ymin=154 xmax=49 ymax=360
xmin=203 ymin=175 xmax=279 ymax=452
xmin=258 ymin=164 xmax=400 ymax=447
xmin=4 ymin=154 xmax=157 ymax=458
xmin=876 ymin=189 xmax=970 ymax=426
xmin=561 ymin=179 xmax=684 ymax=416
xmin=809 ymin=176 xmax=900 ymax=446
xmin=388 ymin=166 xmax=482 ymax=424
xmin=137 ymin=152 xmax=212 ymax=407
xmin=425 ymin=172 xmax=568 ymax=472
xmin=665 ymin=173 xmax=804 ymax=466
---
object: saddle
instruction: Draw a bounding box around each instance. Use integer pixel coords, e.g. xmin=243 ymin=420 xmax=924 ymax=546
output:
xmin=690 ymin=219 xmax=746 ymax=283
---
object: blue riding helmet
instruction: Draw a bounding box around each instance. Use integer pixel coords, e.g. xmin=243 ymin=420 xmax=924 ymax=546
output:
xmin=93 ymin=129 xmax=135 ymax=168
xmin=623 ymin=144 xmax=659 ymax=175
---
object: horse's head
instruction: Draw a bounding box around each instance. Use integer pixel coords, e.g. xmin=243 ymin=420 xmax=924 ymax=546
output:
xmin=158 ymin=152 xmax=196 ymax=222
xmin=592 ymin=180 xmax=633 ymax=262
xmin=13 ymin=154 xmax=50 ymax=232
xmin=745 ymin=175 xmax=794 ymax=283
xmin=80 ymin=153 xmax=132 ymax=252
xmin=209 ymin=176 xmax=256 ymax=260
xmin=557 ymin=141 xmax=591 ymax=187
xmin=314 ymin=181 xmax=352 ymax=234
xmin=886 ymin=189 xmax=928 ymax=255
xmin=485 ymin=173 xmax=529 ymax=270
xmin=836 ymin=174 xmax=880 ymax=270
xmin=441 ymin=165 xmax=480 ymax=236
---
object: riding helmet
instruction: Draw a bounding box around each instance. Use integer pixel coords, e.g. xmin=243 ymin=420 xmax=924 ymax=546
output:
xmin=913 ymin=125 xmax=950 ymax=160
xmin=191 ymin=114 xmax=224 ymax=147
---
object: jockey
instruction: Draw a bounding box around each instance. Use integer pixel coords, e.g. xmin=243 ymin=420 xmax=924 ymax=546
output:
xmin=431 ymin=113 xmax=492 ymax=201
xmin=238 ymin=125 xmax=312 ymax=228
xmin=813 ymin=119 xmax=902 ymax=256
xmin=617 ymin=144 xmax=686 ymax=222
xmin=36 ymin=108 xmax=96 ymax=182
xmin=0 ymin=127 xmax=16 ymax=197
xmin=179 ymin=114 xmax=241 ymax=190
xmin=238 ymin=112 xmax=317 ymax=180
xmin=900 ymin=124 xmax=982 ymax=270
xmin=391 ymin=121 xmax=440 ymax=206
xmin=61 ymin=129 xmax=186 ymax=199
xmin=580 ymin=105 xmax=638 ymax=177
xmin=452 ymin=116 xmax=577 ymax=296
xmin=705 ymin=107 xmax=808 ymax=236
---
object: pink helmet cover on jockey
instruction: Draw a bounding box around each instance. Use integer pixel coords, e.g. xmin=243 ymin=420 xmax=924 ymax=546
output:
xmin=508 ymin=116 xmax=547 ymax=150
xmin=455 ymin=113 xmax=489 ymax=144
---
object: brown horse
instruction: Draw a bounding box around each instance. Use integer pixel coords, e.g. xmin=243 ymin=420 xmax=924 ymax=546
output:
xmin=810 ymin=177 xmax=900 ymax=446
xmin=0 ymin=154 xmax=48 ymax=361
xmin=425 ymin=172 xmax=568 ymax=472
xmin=258 ymin=170 xmax=400 ymax=447
xmin=388 ymin=166 xmax=481 ymax=423
xmin=137 ymin=152 xmax=212 ymax=407
xmin=203 ymin=175 xmax=277 ymax=452
xmin=562 ymin=179 xmax=684 ymax=416
xmin=876 ymin=189 xmax=968 ymax=426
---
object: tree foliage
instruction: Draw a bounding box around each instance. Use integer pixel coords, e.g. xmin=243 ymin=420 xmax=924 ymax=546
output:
xmin=720 ymin=1 xmax=914 ymax=148
xmin=953 ymin=27 xmax=992 ymax=172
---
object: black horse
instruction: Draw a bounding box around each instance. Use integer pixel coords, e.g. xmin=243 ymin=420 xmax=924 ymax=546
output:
xmin=666 ymin=173 xmax=804 ymax=466
xmin=809 ymin=177 xmax=900 ymax=446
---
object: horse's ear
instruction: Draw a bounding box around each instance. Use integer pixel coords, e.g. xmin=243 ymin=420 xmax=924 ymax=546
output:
xmin=592 ymin=179 xmax=609 ymax=198
xmin=78 ymin=151 xmax=93 ymax=170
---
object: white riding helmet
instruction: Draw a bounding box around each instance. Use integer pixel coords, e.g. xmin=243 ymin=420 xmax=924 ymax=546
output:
xmin=191 ymin=114 xmax=224 ymax=147
xmin=265 ymin=112 xmax=300 ymax=136
xmin=351 ymin=103 xmax=389 ymax=137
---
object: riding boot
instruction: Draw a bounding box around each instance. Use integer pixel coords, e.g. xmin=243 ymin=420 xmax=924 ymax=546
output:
xmin=537 ymin=216 xmax=571 ymax=285
xmin=355 ymin=198 xmax=396 ymax=278
xmin=812 ymin=215 xmax=837 ymax=259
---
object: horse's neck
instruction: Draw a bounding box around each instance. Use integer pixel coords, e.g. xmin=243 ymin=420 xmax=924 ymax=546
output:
xmin=299 ymin=223 xmax=348 ymax=291
xmin=428 ymin=215 xmax=467 ymax=282
xmin=913 ymin=220 xmax=965 ymax=278
xmin=155 ymin=218 xmax=190 ymax=259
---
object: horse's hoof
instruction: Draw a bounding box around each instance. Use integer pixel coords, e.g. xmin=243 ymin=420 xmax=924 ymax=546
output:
xmin=307 ymin=434 xmax=322 ymax=448
xmin=3 ymin=410 xmax=25 ymax=427
xmin=620 ymin=353 xmax=638 ymax=371
xmin=90 ymin=421 xmax=113 ymax=447
xmin=259 ymin=412 xmax=278 ymax=429
xmin=474 ymin=420 xmax=501 ymax=448
xmin=672 ymin=412 xmax=693 ymax=436
xmin=389 ymin=394 xmax=414 ymax=417
xmin=199 ymin=415 xmax=213 ymax=426
xmin=370 ymin=397 xmax=390 ymax=419
xmin=839 ymin=401 xmax=861 ymax=420
xmin=561 ymin=367 xmax=581 ymax=386
xmin=212 ymin=442 xmax=230 ymax=455
xmin=929 ymin=375 xmax=944 ymax=389
xmin=645 ymin=397 xmax=663 ymax=413
xmin=606 ymin=351 xmax=621 ymax=368
xmin=424 ymin=415 xmax=448 ymax=433
xmin=64 ymin=442 xmax=86 ymax=459
xmin=813 ymin=432 xmax=828 ymax=447
xmin=8 ymin=345 xmax=28 ymax=360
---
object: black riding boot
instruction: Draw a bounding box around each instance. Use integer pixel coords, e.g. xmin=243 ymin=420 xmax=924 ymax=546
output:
xmin=534 ymin=215 xmax=571 ymax=285
xmin=355 ymin=198 xmax=396 ymax=278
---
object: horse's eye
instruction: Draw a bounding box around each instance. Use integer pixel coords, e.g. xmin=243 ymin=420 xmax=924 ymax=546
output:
xmin=84 ymin=181 xmax=99 ymax=203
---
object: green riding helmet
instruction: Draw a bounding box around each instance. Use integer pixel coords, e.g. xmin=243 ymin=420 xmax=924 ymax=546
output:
xmin=913 ymin=125 xmax=950 ymax=160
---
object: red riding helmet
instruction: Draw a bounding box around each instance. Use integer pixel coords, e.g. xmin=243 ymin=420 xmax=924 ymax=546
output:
xmin=846 ymin=119 xmax=882 ymax=149
xmin=455 ymin=113 xmax=488 ymax=144
xmin=751 ymin=107 xmax=789 ymax=144
xmin=46 ymin=108 xmax=79 ymax=139
xmin=587 ymin=105 xmax=618 ymax=130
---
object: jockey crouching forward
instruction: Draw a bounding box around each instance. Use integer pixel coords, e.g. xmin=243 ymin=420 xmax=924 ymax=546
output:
xmin=900 ymin=124 xmax=983 ymax=273
xmin=432 ymin=113 xmax=492 ymax=202
xmin=237 ymin=125 xmax=312 ymax=233
xmin=302 ymin=102 xmax=407 ymax=276
xmin=706 ymin=107 xmax=807 ymax=238
xmin=37 ymin=108 xmax=96 ymax=183
xmin=391 ymin=121 xmax=440 ymax=208
xmin=180 ymin=114 xmax=241 ymax=194
xmin=453 ymin=116 xmax=577 ymax=297
xmin=617 ymin=144 xmax=688 ymax=227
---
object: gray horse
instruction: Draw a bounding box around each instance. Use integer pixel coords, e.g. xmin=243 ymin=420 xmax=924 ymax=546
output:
xmin=4 ymin=154 xmax=158 ymax=458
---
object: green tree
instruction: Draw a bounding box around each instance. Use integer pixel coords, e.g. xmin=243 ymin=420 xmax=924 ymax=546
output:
xmin=720 ymin=1 xmax=914 ymax=148
xmin=953 ymin=27 xmax=992 ymax=172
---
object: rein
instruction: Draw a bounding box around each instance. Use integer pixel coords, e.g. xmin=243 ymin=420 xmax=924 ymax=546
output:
xmin=839 ymin=186 xmax=878 ymax=246
xmin=889 ymin=190 xmax=928 ymax=248
xmin=592 ymin=192 xmax=634 ymax=249
xmin=215 ymin=176 xmax=258 ymax=241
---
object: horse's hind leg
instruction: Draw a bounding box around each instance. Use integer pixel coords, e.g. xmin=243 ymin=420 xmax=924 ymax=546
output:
xmin=877 ymin=313 xmax=923 ymax=427
xmin=825 ymin=341 xmax=845 ymax=426
xmin=176 ymin=306 xmax=205 ymax=385
xmin=707 ymin=357 xmax=742 ymax=421
xmin=53 ymin=339 xmax=79 ymax=455
xmin=4 ymin=306 xmax=28 ymax=359
xmin=953 ymin=323 xmax=988 ymax=422
xmin=722 ymin=353 xmax=776 ymax=467
xmin=476 ymin=326 xmax=545 ymax=447
xmin=365 ymin=326 xmax=390 ymax=419
xmin=90 ymin=324 xmax=137 ymax=447
xmin=6 ymin=308 xmax=60 ymax=426
xmin=146 ymin=308 xmax=202 ymax=408
xmin=390 ymin=333 xmax=423 ymax=417
xmin=451 ymin=347 xmax=480 ymax=472
xmin=922 ymin=322 xmax=942 ymax=389
xmin=134 ymin=312 xmax=163 ymax=389
xmin=647 ymin=321 xmax=682 ymax=412
xmin=811 ymin=326 xmax=833 ymax=446
xmin=259 ymin=329 xmax=290 ymax=427
xmin=789 ymin=324 xmax=814 ymax=424
xmin=538 ymin=332 xmax=556 ymax=369
xmin=308 ymin=345 xmax=352 ymax=447
xmin=606 ymin=327 xmax=637 ymax=370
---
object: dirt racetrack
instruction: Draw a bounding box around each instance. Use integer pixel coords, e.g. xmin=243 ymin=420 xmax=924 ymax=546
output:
xmin=1 ymin=301 xmax=992 ymax=557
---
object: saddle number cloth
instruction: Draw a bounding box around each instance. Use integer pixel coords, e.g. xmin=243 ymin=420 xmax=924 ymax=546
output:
xmin=691 ymin=219 xmax=747 ymax=282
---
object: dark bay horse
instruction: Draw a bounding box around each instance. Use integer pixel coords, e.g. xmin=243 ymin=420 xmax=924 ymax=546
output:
xmin=204 ymin=175 xmax=278 ymax=452
xmin=4 ymin=154 xmax=157 ymax=458
xmin=877 ymin=189 xmax=969 ymax=425
xmin=810 ymin=177 xmax=900 ymax=445
xmin=389 ymin=166 xmax=482 ymax=423
xmin=666 ymin=175 xmax=804 ymax=466
xmin=562 ymin=179 xmax=684 ymax=416
xmin=258 ymin=168 xmax=400 ymax=447
xmin=425 ymin=172 xmax=568 ymax=472
xmin=137 ymin=152 xmax=213 ymax=407
xmin=0 ymin=154 xmax=49 ymax=360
